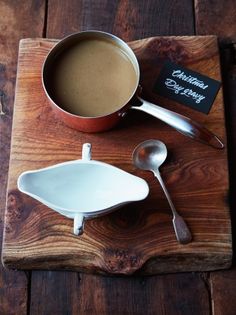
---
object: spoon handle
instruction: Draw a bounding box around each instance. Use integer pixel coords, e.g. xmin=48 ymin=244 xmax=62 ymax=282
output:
xmin=131 ymin=97 xmax=224 ymax=149
xmin=172 ymin=214 xmax=192 ymax=244
xmin=154 ymin=170 xmax=192 ymax=244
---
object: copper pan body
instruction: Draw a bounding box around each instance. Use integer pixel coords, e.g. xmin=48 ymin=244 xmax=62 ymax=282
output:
xmin=42 ymin=30 xmax=140 ymax=132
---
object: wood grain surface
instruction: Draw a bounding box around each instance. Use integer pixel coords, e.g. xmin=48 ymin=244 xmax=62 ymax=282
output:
xmin=195 ymin=1 xmax=236 ymax=314
xmin=29 ymin=2 xmax=212 ymax=315
xmin=210 ymin=52 xmax=236 ymax=315
xmin=47 ymin=0 xmax=195 ymax=40
xmin=30 ymin=271 xmax=210 ymax=314
xmin=2 ymin=35 xmax=232 ymax=275
xmin=1 ymin=0 xmax=236 ymax=314
xmin=195 ymin=0 xmax=236 ymax=44
xmin=0 ymin=1 xmax=45 ymax=314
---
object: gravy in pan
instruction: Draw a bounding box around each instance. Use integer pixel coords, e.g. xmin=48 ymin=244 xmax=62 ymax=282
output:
xmin=50 ymin=38 xmax=138 ymax=117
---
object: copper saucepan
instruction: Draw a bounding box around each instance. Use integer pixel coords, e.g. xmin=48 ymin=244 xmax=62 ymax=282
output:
xmin=42 ymin=31 xmax=223 ymax=149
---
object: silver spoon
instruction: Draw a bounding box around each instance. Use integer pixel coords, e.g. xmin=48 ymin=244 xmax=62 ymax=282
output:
xmin=133 ymin=139 xmax=192 ymax=244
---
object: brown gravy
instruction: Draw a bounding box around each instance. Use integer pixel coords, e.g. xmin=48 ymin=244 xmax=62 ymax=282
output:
xmin=50 ymin=38 xmax=137 ymax=117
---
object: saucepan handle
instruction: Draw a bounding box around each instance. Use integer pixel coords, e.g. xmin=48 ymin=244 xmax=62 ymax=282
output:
xmin=131 ymin=97 xmax=224 ymax=149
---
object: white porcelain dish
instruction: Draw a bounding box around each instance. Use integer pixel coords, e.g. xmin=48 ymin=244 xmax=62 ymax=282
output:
xmin=17 ymin=143 xmax=149 ymax=235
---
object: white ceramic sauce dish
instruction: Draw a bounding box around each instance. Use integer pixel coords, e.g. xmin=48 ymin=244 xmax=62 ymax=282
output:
xmin=17 ymin=143 xmax=149 ymax=235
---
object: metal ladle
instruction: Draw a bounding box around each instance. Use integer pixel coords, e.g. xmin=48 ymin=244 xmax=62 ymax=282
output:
xmin=133 ymin=139 xmax=192 ymax=244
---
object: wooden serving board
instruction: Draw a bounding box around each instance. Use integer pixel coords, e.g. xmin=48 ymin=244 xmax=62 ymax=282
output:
xmin=2 ymin=36 xmax=232 ymax=275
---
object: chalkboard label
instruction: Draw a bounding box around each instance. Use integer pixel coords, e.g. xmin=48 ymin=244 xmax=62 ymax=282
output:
xmin=153 ymin=61 xmax=221 ymax=114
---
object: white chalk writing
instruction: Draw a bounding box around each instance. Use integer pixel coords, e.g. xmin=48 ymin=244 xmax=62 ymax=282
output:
xmin=172 ymin=70 xmax=208 ymax=90
xmin=165 ymin=78 xmax=205 ymax=104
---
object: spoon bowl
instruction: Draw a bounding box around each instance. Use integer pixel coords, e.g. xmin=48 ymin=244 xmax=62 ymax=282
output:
xmin=132 ymin=140 xmax=167 ymax=172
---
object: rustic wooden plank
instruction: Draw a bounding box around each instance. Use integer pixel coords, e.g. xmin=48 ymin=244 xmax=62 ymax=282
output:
xmin=2 ymin=35 xmax=231 ymax=274
xmin=30 ymin=271 xmax=211 ymax=315
xmin=195 ymin=0 xmax=236 ymax=44
xmin=47 ymin=0 xmax=195 ymax=40
xmin=30 ymin=271 xmax=80 ymax=314
xmin=0 ymin=1 xmax=46 ymax=314
xmin=211 ymin=44 xmax=236 ymax=315
xmin=210 ymin=270 xmax=236 ymax=315
xmin=113 ymin=0 xmax=195 ymax=40
xmin=0 ymin=268 xmax=28 ymax=315
xmin=195 ymin=1 xmax=236 ymax=314
xmin=28 ymin=1 xmax=211 ymax=315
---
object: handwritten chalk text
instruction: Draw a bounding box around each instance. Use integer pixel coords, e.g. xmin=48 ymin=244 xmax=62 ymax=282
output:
xmin=165 ymin=78 xmax=205 ymax=103
xmin=172 ymin=70 xmax=208 ymax=90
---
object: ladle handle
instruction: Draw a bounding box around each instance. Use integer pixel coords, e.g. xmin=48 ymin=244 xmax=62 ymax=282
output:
xmin=154 ymin=170 xmax=192 ymax=244
xmin=131 ymin=97 xmax=224 ymax=149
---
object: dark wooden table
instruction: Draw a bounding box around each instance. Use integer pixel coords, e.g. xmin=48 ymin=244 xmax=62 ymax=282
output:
xmin=0 ymin=1 xmax=236 ymax=314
